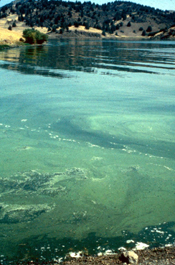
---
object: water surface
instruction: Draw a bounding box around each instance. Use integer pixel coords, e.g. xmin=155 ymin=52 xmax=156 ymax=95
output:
xmin=0 ymin=39 xmax=175 ymax=262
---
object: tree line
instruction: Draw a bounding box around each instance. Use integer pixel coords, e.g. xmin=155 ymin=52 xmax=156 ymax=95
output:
xmin=0 ymin=0 xmax=175 ymax=35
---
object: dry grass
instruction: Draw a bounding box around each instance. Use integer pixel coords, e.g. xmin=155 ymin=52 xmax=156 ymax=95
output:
xmin=0 ymin=14 xmax=48 ymax=45
xmin=0 ymin=27 xmax=23 ymax=45
xmin=69 ymin=25 xmax=102 ymax=34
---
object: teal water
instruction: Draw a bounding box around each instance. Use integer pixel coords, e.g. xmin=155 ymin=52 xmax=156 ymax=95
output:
xmin=0 ymin=39 xmax=175 ymax=262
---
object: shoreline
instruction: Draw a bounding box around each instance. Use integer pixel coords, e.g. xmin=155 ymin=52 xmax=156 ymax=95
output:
xmin=7 ymin=245 xmax=175 ymax=264
xmin=0 ymin=34 xmax=175 ymax=50
xmin=63 ymin=246 xmax=175 ymax=265
xmin=62 ymin=246 xmax=175 ymax=265
xmin=0 ymin=25 xmax=175 ymax=48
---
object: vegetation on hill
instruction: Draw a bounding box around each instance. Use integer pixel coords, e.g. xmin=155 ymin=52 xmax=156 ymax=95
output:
xmin=0 ymin=0 xmax=175 ymax=38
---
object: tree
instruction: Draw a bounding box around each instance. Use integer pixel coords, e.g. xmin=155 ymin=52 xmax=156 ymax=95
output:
xmin=102 ymin=29 xmax=106 ymax=36
xmin=74 ymin=21 xmax=79 ymax=27
xmin=85 ymin=22 xmax=90 ymax=30
xmin=110 ymin=24 xmax=116 ymax=34
xmin=12 ymin=21 xmax=17 ymax=27
xmin=59 ymin=28 xmax=64 ymax=34
xmin=52 ymin=25 xmax=57 ymax=32
xmin=114 ymin=12 xmax=121 ymax=21
xmin=116 ymin=24 xmax=120 ymax=30
xmin=146 ymin=25 xmax=152 ymax=32
xmin=121 ymin=11 xmax=127 ymax=20
xmin=23 ymin=29 xmax=48 ymax=44
xmin=142 ymin=30 xmax=146 ymax=36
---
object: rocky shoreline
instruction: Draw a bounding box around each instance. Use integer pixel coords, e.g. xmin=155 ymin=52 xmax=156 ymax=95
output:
xmin=14 ymin=246 xmax=175 ymax=264
xmin=62 ymin=246 xmax=175 ymax=265
xmin=62 ymin=247 xmax=175 ymax=265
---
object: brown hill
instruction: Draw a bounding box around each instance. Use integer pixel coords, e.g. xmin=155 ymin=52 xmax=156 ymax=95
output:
xmin=0 ymin=0 xmax=175 ymax=40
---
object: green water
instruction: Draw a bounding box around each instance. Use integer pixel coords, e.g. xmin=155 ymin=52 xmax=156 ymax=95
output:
xmin=0 ymin=39 xmax=175 ymax=262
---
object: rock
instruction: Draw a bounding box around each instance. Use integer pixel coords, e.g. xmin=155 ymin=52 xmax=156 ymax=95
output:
xmin=120 ymin=250 xmax=138 ymax=264
xmin=19 ymin=37 xmax=25 ymax=42
xmin=104 ymin=249 xmax=115 ymax=256
xmin=133 ymin=242 xmax=149 ymax=250
xmin=68 ymin=251 xmax=83 ymax=258
xmin=118 ymin=247 xmax=127 ymax=252
xmin=126 ymin=239 xmax=135 ymax=244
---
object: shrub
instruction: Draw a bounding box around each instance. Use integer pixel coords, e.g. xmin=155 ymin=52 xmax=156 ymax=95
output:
xmin=23 ymin=29 xmax=48 ymax=44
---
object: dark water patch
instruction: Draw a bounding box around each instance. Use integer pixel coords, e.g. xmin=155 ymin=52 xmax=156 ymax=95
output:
xmin=52 ymin=118 xmax=126 ymax=150
xmin=51 ymin=118 xmax=175 ymax=160
xmin=1 ymin=222 xmax=175 ymax=263
xmin=143 ymin=104 xmax=175 ymax=113
xmin=97 ymin=63 xmax=158 ymax=74
xmin=0 ymin=61 xmax=71 ymax=78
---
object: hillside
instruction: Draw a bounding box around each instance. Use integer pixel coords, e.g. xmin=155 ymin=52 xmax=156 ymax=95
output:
xmin=0 ymin=0 xmax=175 ymax=40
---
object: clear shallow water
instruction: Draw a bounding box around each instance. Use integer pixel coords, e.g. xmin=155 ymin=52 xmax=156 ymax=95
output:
xmin=0 ymin=39 xmax=175 ymax=262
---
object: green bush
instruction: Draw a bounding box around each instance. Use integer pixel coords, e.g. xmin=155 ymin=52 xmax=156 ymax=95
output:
xmin=23 ymin=29 xmax=48 ymax=44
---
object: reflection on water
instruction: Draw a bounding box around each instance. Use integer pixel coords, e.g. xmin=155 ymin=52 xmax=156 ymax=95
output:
xmin=0 ymin=39 xmax=175 ymax=263
xmin=1 ymin=39 xmax=175 ymax=76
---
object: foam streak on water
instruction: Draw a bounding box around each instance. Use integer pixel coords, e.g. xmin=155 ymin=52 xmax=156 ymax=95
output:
xmin=0 ymin=39 xmax=175 ymax=262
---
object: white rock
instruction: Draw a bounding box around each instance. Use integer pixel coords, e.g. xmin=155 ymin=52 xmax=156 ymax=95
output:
xmin=68 ymin=251 xmax=83 ymax=258
xmin=165 ymin=244 xmax=173 ymax=247
xmin=121 ymin=250 xmax=138 ymax=264
xmin=104 ymin=249 xmax=114 ymax=255
xmin=126 ymin=239 xmax=135 ymax=244
xmin=118 ymin=247 xmax=126 ymax=252
xmin=133 ymin=242 xmax=149 ymax=250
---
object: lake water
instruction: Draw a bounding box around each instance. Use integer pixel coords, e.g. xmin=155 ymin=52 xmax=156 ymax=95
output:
xmin=0 ymin=39 xmax=175 ymax=263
